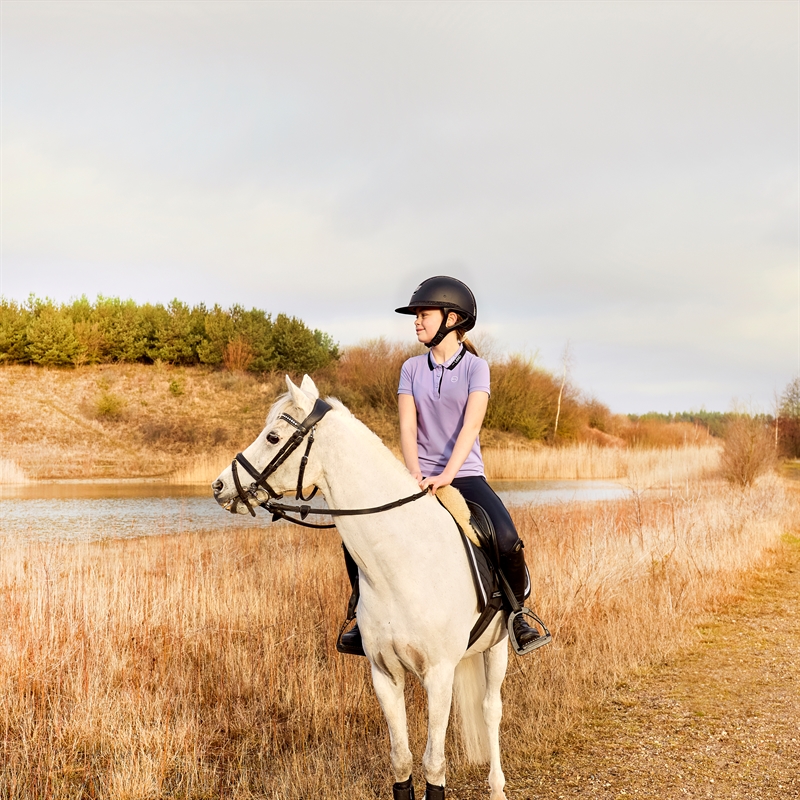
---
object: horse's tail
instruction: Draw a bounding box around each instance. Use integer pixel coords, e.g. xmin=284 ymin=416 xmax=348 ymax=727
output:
xmin=452 ymin=653 xmax=490 ymax=763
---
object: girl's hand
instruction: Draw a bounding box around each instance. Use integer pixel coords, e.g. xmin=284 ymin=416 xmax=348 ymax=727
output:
xmin=420 ymin=473 xmax=453 ymax=494
xmin=409 ymin=470 xmax=424 ymax=484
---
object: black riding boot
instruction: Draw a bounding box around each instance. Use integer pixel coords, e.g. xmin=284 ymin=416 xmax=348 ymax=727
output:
xmin=499 ymin=542 xmax=542 ymax=652
xmin=337 ymin=545 xmax=365 ymax=657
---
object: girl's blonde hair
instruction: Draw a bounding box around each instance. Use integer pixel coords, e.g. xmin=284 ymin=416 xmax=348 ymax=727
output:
xmin=453 ymin=314 xmax=478 ymax=356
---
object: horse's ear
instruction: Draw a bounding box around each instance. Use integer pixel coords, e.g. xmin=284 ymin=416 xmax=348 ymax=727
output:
xmin=285 ymin=375 xmax=315 ymax=416
xmin=299 ymin=374 xmax=319 ymax=399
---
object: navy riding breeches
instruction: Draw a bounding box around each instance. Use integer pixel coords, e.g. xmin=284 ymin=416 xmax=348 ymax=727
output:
xmin=450 ymin=475 xmax=521 ymax=557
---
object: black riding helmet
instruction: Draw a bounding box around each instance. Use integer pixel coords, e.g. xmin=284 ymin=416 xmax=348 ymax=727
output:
xmin=395 ymin=276 xmax=477 ymax=348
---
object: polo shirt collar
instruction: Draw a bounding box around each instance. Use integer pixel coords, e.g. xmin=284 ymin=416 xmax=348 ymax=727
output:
xmin=427 ymin=344 xmax=467 ymax=371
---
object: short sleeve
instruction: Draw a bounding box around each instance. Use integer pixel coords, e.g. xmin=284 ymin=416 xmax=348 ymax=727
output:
xmin=468 ymin=357 xmax=491 ymax=396
xmin=398 ymin=358 xmax=415 ymax=395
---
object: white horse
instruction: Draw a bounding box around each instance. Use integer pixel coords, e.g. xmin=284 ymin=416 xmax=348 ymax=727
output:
xmin=213 ymin=375 xmax=511 ymax=800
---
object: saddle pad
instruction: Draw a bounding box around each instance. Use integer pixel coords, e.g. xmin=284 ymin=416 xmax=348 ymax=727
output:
xmin=459 ymin=532 xmax=497 ymax=612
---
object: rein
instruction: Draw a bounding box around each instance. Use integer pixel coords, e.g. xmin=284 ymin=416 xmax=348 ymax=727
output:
xmin=229 ymin=397 xmax=429 ymax=528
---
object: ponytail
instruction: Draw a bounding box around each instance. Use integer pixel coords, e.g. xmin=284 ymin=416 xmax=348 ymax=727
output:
xmin=457 ymin=330 xmax=478 ymax=357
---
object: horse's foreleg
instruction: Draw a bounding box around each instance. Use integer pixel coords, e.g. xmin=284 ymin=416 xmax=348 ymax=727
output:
xmin=483 ymin=641 xmax=509 ymax=800
xmin=421 ymin=664 xmax=456 ymax=791
xmin=371 ymin=663 xmax=414 ymax=785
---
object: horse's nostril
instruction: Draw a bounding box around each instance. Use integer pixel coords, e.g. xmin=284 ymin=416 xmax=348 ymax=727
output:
xmin=212 ymin=479 xmax=224 ymax=494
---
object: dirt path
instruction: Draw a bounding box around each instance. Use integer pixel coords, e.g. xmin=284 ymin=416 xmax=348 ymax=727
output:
xmin=500 ymin=537 xmax=800 ymax=800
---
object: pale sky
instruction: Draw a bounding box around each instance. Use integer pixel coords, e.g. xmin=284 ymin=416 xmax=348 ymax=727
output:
xmin=1 ymin=0 xmax=798 ymax=413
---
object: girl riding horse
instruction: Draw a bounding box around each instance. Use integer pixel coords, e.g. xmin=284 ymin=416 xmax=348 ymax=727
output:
xmin=338 ymin=276 xmax=541 ymax=656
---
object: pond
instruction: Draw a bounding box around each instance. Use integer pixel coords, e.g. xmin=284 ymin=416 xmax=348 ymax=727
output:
xmin=0 ymin=479 xmax=631 ymax=543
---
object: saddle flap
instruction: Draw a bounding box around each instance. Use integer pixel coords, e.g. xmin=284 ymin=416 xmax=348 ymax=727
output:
xmin=464 ymin=500 xmax=501 ymax=565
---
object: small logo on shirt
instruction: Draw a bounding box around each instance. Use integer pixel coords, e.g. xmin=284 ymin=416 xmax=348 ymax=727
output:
xmin=450 ymin=375 xmax=459 ymax=382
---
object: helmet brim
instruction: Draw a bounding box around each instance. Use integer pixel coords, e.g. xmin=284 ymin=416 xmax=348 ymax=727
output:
xmin=394 ymin=303 xmax=450 ymax=315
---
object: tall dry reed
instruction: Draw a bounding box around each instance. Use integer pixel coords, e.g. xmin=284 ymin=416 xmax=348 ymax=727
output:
xmin=0 ymin=458 xmax=28 ymax=485
xmin=483 ymin=442 xmax=720 ymax=484
xmin=0 ymin=478 xmax=794 ymax=798
xmin=167 ymin=450 xmax=233 ymax=484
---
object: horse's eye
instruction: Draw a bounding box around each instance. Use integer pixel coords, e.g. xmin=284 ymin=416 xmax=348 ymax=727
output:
xmin=266 ymin=431 xmax=281 ymax=445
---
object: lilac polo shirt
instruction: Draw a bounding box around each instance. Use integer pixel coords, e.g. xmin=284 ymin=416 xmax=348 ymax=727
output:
xmin=397 ymin=347 xmax=491 ymax=478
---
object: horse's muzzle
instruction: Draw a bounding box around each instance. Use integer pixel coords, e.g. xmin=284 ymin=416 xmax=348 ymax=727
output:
xmin=211 ymin=478 xmax=239 ymax=513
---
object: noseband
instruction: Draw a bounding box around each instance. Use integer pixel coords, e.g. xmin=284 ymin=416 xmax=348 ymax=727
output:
xmin=229 ymin=397 xmax=428 ymax=528
xmin=231 ymin=397 xmax=332 ymax=518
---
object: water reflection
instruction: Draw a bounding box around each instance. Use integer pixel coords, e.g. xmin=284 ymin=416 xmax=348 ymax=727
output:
xmin=0 ymin=479 xmax=630 ymax=543
xmin=490 ymin=479 xmax=631 ymax=506
xmin=0 ymin=483 xmax=257 ymax=543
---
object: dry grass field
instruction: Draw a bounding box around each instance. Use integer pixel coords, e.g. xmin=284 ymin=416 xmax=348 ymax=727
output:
xmin=1 ymin=475 xmax=794 ymax=799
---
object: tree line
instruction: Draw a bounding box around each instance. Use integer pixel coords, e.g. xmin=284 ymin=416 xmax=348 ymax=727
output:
xmin=628 ymin=379 xmax=800 ymax=459
xmin=0 ymin=296 xmax=339 ymax=374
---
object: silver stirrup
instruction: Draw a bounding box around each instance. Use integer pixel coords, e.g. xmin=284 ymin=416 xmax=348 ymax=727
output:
xmin=508 ymin=607 xmax=552 ymax=655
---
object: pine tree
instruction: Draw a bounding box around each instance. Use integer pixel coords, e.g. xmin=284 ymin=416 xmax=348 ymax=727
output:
xmin=26 ymin=302 xmax=84 ymax=366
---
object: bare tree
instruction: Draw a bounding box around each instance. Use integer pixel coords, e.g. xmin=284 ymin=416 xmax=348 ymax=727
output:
xmin=553 ymin=341 xmax=573 ymax=442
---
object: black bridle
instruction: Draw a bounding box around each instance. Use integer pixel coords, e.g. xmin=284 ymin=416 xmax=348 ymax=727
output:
xmin=230 ymin=397 xmax=428 ymax=529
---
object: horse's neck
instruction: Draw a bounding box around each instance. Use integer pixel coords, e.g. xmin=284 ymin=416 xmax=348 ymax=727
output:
xmin=316 ymin=412 xmax=453 ymax=577
xmin=317 ymin=412 xmax=419 ymax=513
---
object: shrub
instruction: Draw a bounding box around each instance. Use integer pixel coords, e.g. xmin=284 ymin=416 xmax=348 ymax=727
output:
xmin=720 ymin=416 xmax=776 ymax=486
xmin=484 ymin=355 xmax=584 ymax=441
xmin=95 ymin=392 xmax=125 ymax=419
xmin=326 ymin=339 xmax=421 ymax=413
xmin=140 ymin=418 xmax=198 ymax=445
